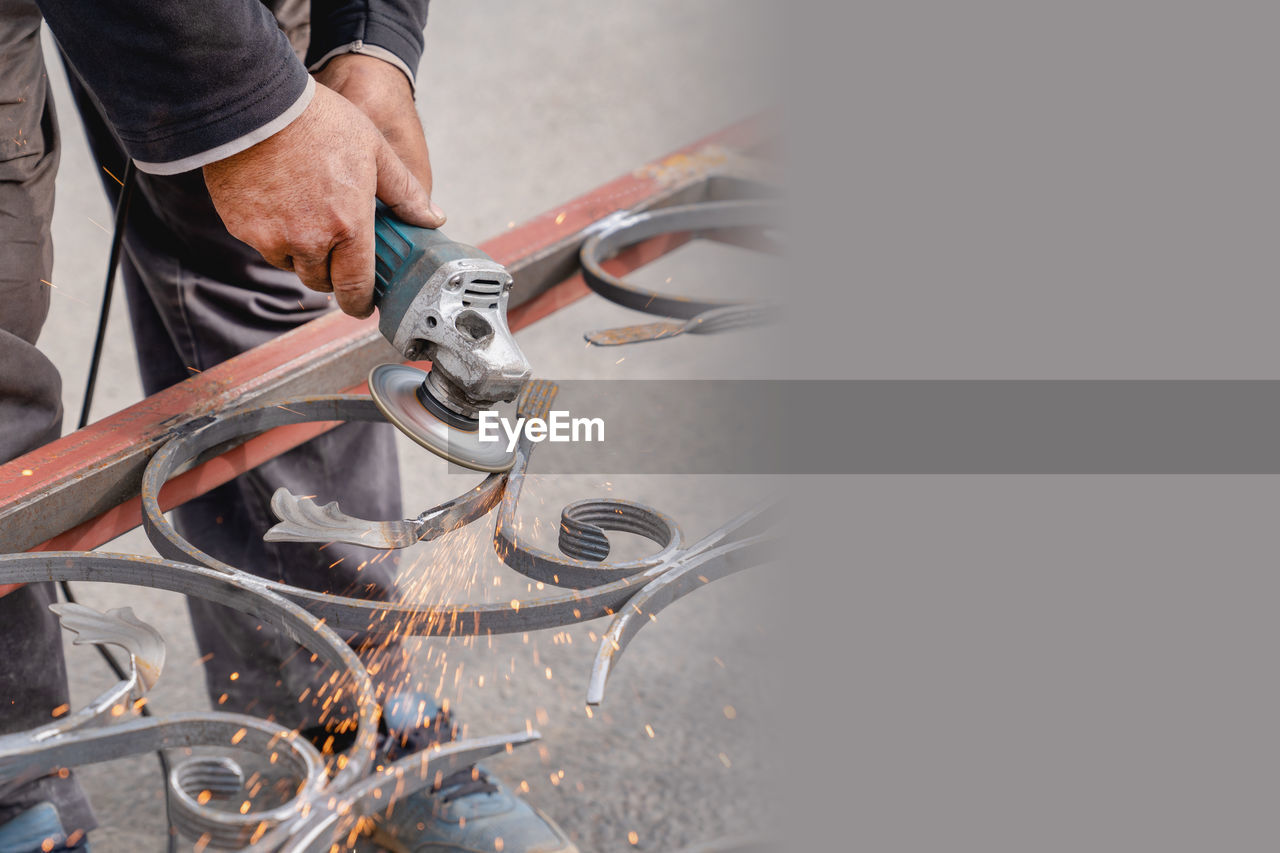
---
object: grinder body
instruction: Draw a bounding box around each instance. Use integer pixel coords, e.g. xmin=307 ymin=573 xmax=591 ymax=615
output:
xmin=372 ymin=209 xmax=531 ymax=417
xmin=368 ymin=208 xmax=531 ymax=471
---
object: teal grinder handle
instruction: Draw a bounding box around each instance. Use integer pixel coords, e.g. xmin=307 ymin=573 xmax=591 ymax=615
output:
xmin=371 ymin=205 xmax=501 ymax=358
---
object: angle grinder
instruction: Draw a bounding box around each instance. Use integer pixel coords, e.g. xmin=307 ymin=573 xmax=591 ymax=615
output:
xmin=368 ymin=207 xmax=531 ymax=472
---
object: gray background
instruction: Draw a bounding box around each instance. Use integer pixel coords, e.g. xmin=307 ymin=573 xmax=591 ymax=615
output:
xmin=34 ymin=1 xmax=785 ymax=850
xmin=787 ymin=1 xmax=1280 ymax=850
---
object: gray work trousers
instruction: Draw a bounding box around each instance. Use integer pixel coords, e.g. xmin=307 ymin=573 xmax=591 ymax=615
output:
xmin=1 ymin=0 xmax=408 ymax=836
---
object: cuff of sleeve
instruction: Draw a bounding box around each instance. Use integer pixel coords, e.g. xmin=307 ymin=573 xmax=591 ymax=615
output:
xmin=307 ymin=12 xmax=423 ymax=90
xmin=131 ymin=77 xmax=317 ymax=176
xmin=308 ymin=41 xmax=416 ymax=90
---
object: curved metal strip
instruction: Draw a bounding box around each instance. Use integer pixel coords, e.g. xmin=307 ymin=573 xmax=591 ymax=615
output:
xmin=136 ymin=389 xmax=780 ymax=713
xmin=260 ymin=565 xmax=665 ymax=637
xmin=490 ymin=381 xmax=685 ymax=588
xmin=585 ymin=502 xmax=777 ymax=705
xmin=557 ymin=501 xmax=614 ymax=561
xmin=586 ymin=531 xmax=778 ymax=706
xmin=259 ymin=732 xmax=540 ymax=853
xmin=140 ymin=394 xmax=676 ymax=635
xmin=138 ymin=393 xmax=778 ymax=656
xmin=5 ymin=711 xmax=325 ymax=849
xmin=141 ymin=396 xmax=501 ymax=554
xmin=0 ymin=552 xmax=377 ymax=847
xmin=579 ymin=199 xmax=781 ymax=319
xmin=346 ymin=730 xmax=539 ymax=817
xmin=493 ymin=443 xmax=684 ymax=589
xmin=146 ymin=407 xmax=677 ymax=634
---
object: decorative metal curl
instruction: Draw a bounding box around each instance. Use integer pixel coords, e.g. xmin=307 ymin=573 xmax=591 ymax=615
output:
xmin=137 ymin=385 xmax=776 ymax=706
xmin=0 ymin=384 xmax=775 ymax=849
xmin=579 ymin=199 xmax=782 ymax=346
xmin=0 ymin=553 xmax=535 ymax=852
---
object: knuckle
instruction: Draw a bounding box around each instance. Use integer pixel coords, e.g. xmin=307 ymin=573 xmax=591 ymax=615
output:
xmin=331 ymin=278 xmax=370 ymax=296
xmin=330 ymin=220 xmax=360 ymax=247
xmin=292 ymin=226 xmax=332 ymax=256
xmin=393 ymin=169 xmax=416 ymax=199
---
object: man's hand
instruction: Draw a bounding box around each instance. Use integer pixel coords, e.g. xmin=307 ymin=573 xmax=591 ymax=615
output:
xmin=203 ymin=83 xmax=445 ymax=318
xmin=313 ymin=53 xmax=441 ymax=212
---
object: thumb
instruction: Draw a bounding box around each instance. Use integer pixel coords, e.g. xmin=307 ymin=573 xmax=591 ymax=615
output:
xmin=374 ymin=134 xmax=446 ymax=228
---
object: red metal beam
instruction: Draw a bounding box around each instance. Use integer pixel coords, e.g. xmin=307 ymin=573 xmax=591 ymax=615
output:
xmin=0 ymin=116 xmax=767 ymax=558
xmin=28 ymin=231 xmax=690 ymax=553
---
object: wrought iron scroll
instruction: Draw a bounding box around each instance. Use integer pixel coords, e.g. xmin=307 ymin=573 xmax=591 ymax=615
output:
xmin=579 ymin=198 xmax=782 ymax=345
xmin=0 ymin=552 xmax=539 ymax=852
xmin=1 ymin=195 xmax=780 ymax=848
xmin=140 ymin=384 xmax=777 ymax=706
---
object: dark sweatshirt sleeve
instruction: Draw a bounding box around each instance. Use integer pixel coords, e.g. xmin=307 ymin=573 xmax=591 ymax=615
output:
xmin=307 ymin=0 xmax=430 ymax=83
xmin=36 ymin=0 xmax=311 ymax=174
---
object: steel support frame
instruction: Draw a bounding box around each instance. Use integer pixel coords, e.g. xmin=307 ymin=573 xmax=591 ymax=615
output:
xmin=0 ymin=117 xmax=769 ymax=554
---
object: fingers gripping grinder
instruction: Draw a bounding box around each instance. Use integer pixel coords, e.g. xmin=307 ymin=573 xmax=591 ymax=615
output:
xmin=368 ymin=209 xmax=531 ymax=472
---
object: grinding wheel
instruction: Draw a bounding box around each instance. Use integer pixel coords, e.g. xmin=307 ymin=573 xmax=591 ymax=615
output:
xmin=368 ymin=364 xmax=516 ymax=473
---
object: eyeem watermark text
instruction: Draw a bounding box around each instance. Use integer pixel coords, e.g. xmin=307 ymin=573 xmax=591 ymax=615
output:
xmin=478 ymin=410 xmax=605 ymax=452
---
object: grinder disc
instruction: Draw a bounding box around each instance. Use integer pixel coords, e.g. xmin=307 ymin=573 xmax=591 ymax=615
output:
xmin=368 ymin=363 xmax=516 ymax=472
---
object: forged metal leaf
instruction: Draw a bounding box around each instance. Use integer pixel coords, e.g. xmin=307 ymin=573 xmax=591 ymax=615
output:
xmin=264 ymin=488 xmax=420 ymax=549
xmin=49 ymin=603 xmax=165 ymax=692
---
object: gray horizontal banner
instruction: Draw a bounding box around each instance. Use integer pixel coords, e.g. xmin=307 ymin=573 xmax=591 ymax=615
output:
xmin=447 ymin=380 xmax=1280 ymax=475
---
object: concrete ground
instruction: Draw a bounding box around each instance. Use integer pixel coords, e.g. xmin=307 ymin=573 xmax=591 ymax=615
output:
xmin=31 ymin=2 xmax=784 ymax=851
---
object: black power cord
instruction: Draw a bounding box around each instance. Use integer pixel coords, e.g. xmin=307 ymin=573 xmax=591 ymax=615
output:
xmin=59 ymin=159 xmax=179 ymax=852
xmin=77 ymin=159 xmax=135 ymax=431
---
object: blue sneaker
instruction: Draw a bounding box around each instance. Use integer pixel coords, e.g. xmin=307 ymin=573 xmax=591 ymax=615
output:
xmin=368 ymin=698 xmax=577 ymax=853
xmin=0 ymin=803 xmax=89 ymax=853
